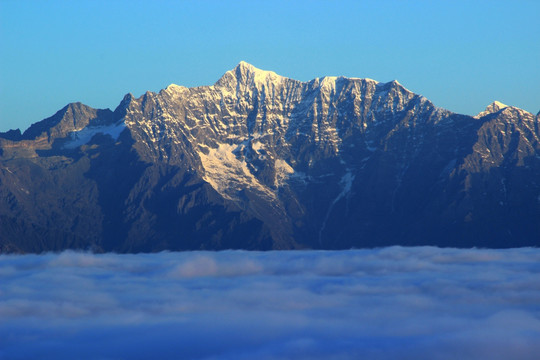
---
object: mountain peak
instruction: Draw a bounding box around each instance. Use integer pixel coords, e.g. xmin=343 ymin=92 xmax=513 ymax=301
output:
xmin=234 ymin=60 xmax=256 ymax=71
xmin=234 ymin=61 xmax=282 ymax=81
xmin=216 ymin=62 xmax=286 ymax=89
xmin=489 ymin=100 xmax=509 ymax=111
xmin=476 ymin=100 xmax=510 ymax=118
xmin=475 ymin=100 xmax=533 ymax=119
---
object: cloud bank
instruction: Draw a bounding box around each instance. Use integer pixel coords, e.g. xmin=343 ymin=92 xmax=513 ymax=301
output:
xmin=1 ymin=247 xmax=539 ymax=359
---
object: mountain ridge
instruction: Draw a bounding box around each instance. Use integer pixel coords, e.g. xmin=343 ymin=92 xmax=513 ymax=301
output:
xmin=2 ymin=62 xmax=534 ymax=137
xmin=1 ymin=62 xmax=539 ymax=253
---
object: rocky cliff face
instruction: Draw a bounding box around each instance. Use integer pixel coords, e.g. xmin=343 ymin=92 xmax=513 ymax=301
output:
xmin=1 ymin=62 xmax=539 ymax=253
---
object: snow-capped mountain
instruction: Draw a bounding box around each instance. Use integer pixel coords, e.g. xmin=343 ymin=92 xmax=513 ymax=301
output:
xmin=1 ymin=62 xmax=539 ymax=253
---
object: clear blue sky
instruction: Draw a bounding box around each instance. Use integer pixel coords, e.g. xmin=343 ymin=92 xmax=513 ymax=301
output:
xmin=1 ymin=0 xmax=539 ymax=132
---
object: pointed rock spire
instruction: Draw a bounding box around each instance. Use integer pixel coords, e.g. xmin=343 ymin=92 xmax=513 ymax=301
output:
xmin=114 ymin=93 xmax=135 ymax=117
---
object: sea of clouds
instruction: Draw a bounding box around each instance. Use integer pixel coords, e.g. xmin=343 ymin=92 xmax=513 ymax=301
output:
xmin=1 ymin=246 xmax=539 ymax=359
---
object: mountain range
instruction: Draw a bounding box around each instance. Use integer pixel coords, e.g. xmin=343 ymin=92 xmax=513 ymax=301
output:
xmin=1 ymin=62 xmax=539 ymax=253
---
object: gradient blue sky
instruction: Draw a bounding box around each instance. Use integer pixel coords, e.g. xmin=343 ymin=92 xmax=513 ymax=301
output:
xmin=1 ymin=0 xmax=539 ymax=132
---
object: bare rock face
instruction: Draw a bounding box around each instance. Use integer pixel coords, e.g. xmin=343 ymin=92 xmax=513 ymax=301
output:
xmin=1 ymin=62 xmax=539 ymax=253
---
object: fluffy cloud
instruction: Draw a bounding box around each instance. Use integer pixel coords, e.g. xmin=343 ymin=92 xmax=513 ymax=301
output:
xmin=1 ymin=247 xmax=539 ymax=359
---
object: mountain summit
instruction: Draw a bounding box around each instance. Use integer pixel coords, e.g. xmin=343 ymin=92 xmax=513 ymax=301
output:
xmin=229 ymin=61 xmax=283 ymax=82
xmin=215 ymin=61 xmax=290 ymax=93
xmin=1 ymin=63 xmax=539 ymax=253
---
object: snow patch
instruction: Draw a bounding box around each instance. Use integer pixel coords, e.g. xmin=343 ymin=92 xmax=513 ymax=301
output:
xmin=319 ymin=170 xmax=355 ymax=245
xmin=290 ymin=171 xmax=308 ymax=183
xmin=274 ymin=159 xmax=294 ymax=187
xmin=198 ymin=143 xmax=275 ymax=201
xmin=339 ymin=171 xmax=355 ymax=195
xmin=251 ymin=140 xmax=264 ymax=152
xmin=63 ymin=122 xmax=126 ymax=149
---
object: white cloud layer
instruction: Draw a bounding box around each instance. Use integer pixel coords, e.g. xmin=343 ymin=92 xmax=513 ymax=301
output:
xmin=1 ymin=247 xmax=539 ymax=359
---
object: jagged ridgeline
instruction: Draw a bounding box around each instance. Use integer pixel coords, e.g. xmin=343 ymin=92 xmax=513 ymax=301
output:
xmin=1 ymin=62 xmax=539 ymax=253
